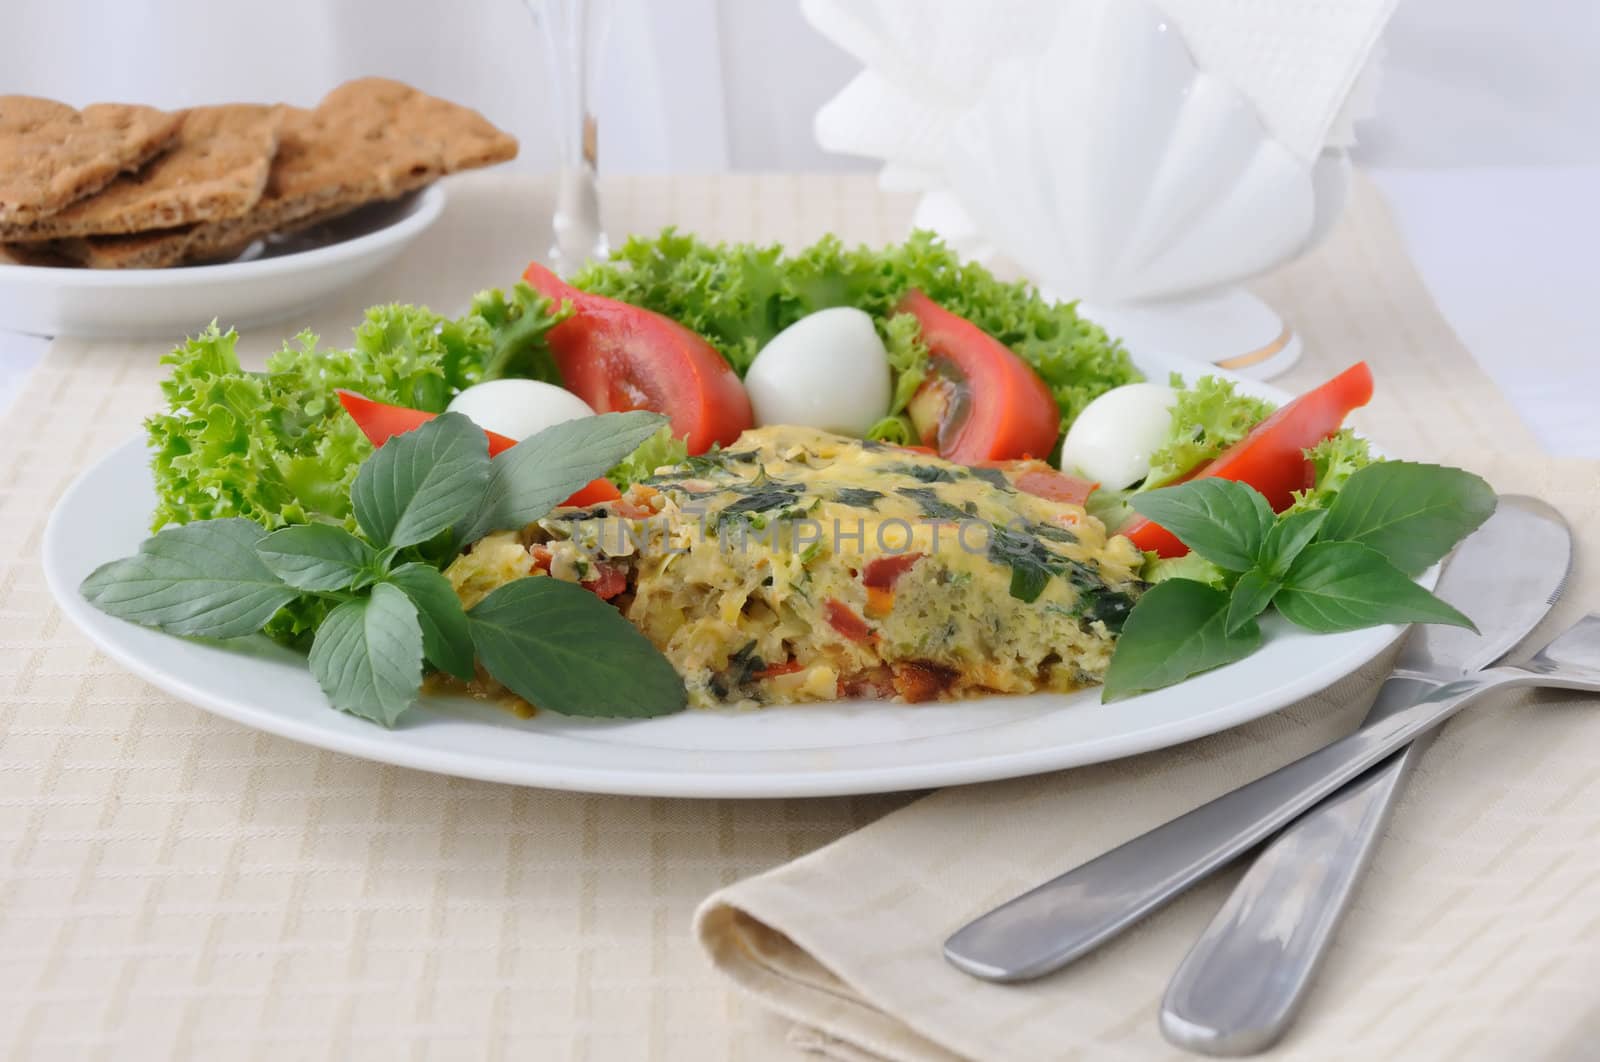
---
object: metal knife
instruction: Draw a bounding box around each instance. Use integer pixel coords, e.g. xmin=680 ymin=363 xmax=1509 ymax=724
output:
xmin=1157 ymin=494 xmax=1572 ymax=1055
xmin=943 ymin=495 xmax=1573 ymax=984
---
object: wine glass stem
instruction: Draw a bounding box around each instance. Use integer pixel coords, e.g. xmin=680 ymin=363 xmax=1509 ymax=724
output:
xmin=541 ymin=0 xmax=609 ymax=274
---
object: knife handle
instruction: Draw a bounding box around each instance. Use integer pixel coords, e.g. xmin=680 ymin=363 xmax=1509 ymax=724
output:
xmin=941 ymin=674 xmax=1495 ymax=983
xmin=1158 ymin=739 xmax=1427 ymax=1056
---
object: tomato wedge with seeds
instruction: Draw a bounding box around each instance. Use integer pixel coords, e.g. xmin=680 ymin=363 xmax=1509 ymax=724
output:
xmin=899 ymin=289 xmax=1060 ymax=463
xmin=522 ymin=262 xmax=753 ymax=454
xmin=1122 ymin=362 xmax=1376 ymax=557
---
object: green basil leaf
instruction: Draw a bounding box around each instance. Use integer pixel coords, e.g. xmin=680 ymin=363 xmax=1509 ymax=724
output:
xmin=468 ymin=577 xmax=686 ymax=717
xmin=1318 ymin=462 xmax=1496 ymax=575
xmin=80 ymin=518 xmax=299 ymax=638
xmin=1102 ymin=579 xmax=1262 ymax=701
xmin=1226 ymin=569 xmax=1282 ymax=634
xmin=456 ymin=411 xmax=667 ymax=545
xmin=256 ymin=523 xmax=377 ymax=591
xmin=351 ymin=412 xmax=491 ymax=550
xmin=385 ymin=563 xmax=476 ymax=682
xmin=1275 ymin=541 xmax=1478 ymax=633
xmin=1258 ymin=508 xmax=1328 ymax=578
xmin=307 ymin=583 xmax=424 ymax=726
xmin=1130 ymin=479 xmax=1275 ymax=572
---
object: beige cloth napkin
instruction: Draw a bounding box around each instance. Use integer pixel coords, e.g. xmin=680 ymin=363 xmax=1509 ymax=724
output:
xmin=1 ymin=172 xmax=1589 ymax=1060
xmin=695 ymin=449 xmax=1600 ymax=1062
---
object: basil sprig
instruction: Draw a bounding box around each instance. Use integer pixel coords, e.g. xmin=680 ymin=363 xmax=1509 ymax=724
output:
xmin=82 ymin=411 xmax=686 ymax=725
xmin=1103 ymin=462 xmax=1495 ymax=701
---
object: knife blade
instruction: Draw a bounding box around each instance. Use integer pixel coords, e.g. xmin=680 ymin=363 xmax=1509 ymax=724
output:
xmin=1159 ymin=495 xmax=1571 ymax=1055
xmin=943 ymin=495 xmax=1571 ymax=985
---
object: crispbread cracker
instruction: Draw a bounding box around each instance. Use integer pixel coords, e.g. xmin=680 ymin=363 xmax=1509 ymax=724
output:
xmin=0 ymin=104 xmax=284 ymax=241
xmin=183 ymin=79 xmax=518 ymax=262
xmin=18 ymin=228 xmax=193 ymax=269
xmin=0 ymin=98 xmax=181 ymax=225
xmin=27 ymin=79 xmax=516 ymax=269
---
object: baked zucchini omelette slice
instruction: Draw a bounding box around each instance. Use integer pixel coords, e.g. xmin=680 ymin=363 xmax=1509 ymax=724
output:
xmin=446 ymin=425 xmax=1147 ymax=709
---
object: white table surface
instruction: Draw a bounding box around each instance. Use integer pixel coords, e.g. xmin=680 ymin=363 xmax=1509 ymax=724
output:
xmin=4 ymin=166 xmax=1597 ymax=457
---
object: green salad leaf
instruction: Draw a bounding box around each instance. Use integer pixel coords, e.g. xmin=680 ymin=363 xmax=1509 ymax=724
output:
xmin=1225 ymin=569 xmax=1282 ymax=635
xmin=1256 ymin=508 xmax=1329 ymax=579
xmin=1106 ymin=461 xmax=1494 ymax=700
xmin=146 ymin=310 xmax=486 ymax=640
xmin=385 ymin=563 xmax=477 ymax=682
xmin=1318 ymin=461 xmax=1496 ymax=576
xmin=85 ymin=414 xmax=691 ymax=724
xmin=1274 ymin=542 xmax=1476 ymax=633
xmin=467 ymin=577 xmax=688 ymax=718
xmin=1142 ymin=374 xmax=1276 ymax=490
xmin=457 ymin=410 xmax=668 ymax=544
xmin=470 ymin=282 xmax=574 ymax=383
xmin=1284 ymin=430 xmax=1375 ymax=516
xmin=350 ymin=411 xmax=491 ymax=550
xmin=1102 ymin=580 xmax=1261 ymax=701
xmin=80 ymin=518 xmax=300 ymax=639
xmin=307 ymin=583 xmax=425 ymax=727
xmin=256 ymin=524 xmax=379 ymax=591
xmin=573 ymin=228 xmax=1140 ymax=440
xmin=867 ymin=312 xmax=931 ymax=444
xmin=606 ymin=424 xmax=689 ymax=489
xmin=1129 ymin=479 xmax=1274 ymax=572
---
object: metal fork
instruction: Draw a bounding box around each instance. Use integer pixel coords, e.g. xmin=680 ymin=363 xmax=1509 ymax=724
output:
xmin=943 ymin=614 xmax=1600 ymax=984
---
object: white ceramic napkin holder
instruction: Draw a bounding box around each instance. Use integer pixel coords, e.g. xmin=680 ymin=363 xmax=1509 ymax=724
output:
xmin=804 ymin=0 xmax=1379 ymax=378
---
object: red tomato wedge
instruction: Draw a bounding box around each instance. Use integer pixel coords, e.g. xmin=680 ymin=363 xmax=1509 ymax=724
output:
xmin=522 ymin=262 xmax=753 ymax=454
xmin=978 ymin=460 xmax=1097 ymax=506
xmin=899 ymin=289 xmax=1060 ymax=463
xmin=338 ymin=389 xmax=519 ymax=456
xmin=1122 ymin=362 xmax=1376 ymax=557
xmin=335 ymin=390 xmax=617 ymax=510
xmin=561 ymin=478 xmax=624 ymax=507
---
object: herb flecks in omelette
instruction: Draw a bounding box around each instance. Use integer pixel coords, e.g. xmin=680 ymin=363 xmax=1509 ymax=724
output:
xmin=445 ymin=426 xmax=1146 ymax=709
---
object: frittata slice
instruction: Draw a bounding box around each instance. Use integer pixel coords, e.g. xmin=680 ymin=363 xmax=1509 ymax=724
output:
xmin=446 ymin=426 xmax=1147 ymax=708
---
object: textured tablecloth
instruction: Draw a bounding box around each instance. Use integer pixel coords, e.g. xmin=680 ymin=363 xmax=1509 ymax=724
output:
xmin=0 ymin=173 xmax=1588 ymax=1060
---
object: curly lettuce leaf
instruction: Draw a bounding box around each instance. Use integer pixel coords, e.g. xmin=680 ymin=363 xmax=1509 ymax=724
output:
xmin=1142 ymin=374 xmax=1276 ymax=490
xmin=572 ymin=228 xmax=1140 ymax=441
xmin=1142 ymin=550 xmax=1228 ymax=589
xmin=1284 ymin=429 xmax=1376 ymax=516
xmin=866 ymin=311 xmax=929 ymax=444
xmin=470 ymin=282 xmax=574 ymax=384
xmin=146 ymin=294 xmax=569 ymax=643
xmin=607 ymin=425 xmax=689 ymax=489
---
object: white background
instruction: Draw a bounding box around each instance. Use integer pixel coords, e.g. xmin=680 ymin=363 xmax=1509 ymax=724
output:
xmin=2 ymin=0 xmax=1597 ymax=453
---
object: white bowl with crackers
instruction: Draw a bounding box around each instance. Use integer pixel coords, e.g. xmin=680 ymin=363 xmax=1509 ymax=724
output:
xmin=0 ymin=79 xmax=517 ymax=340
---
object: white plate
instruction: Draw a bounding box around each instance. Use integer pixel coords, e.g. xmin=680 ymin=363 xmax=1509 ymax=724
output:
xmin=41 ymin=354 xmax=1406 ymax=797
xmin=0 ymin=186 xmax=444 ymax=339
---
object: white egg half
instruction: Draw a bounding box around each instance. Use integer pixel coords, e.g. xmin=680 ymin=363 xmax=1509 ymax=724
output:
xmin=745 ymin=307 xmax=891 ymax=435
xmin=446 ymin=379 xmax=595 ymax=441
xmin=1059 ymin=383 xmax=1179 ymax=490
